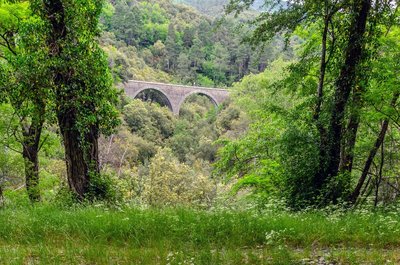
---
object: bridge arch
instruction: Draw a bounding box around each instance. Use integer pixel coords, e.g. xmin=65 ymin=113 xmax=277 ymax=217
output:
xmin=177 ymin=90 xmax=219 ymax=115
xmin=132 ymin=87 xmax=174 ymax=113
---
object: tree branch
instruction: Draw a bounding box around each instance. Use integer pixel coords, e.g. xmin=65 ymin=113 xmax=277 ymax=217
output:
xmin=0 ymin=33 xmax=17 ymax=56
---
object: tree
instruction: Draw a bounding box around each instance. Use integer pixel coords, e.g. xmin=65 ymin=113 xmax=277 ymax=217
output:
xmin=349 ymin=26 xmax=400 ymax=204
xmin=214 ymin=60 xmax=289 ymax=205
xmin=164 ymin=22 xmax=181 ymax=72
xmin=205 ymin=42 xmax=229 ymax=85
xmin=0 ymin=0 xmax=49 ymax=202
xmin=31 ymin=0 xmax=119 ymax=200
xmin=109 ymin=0 xmax=143 ymax=46
xmin=123 ymin=99 xmax=175 ymax=146
xmin=143 ymin=147 xmax=215 ymax=207
xmin=182 ymin=26 xmax=195 ymax=48
xmin=224 ymin=0 xmax=398 ymax=206
xmin=319 ymin=0 xmax=372 ymax=200
xmin=176 ymin=52 xmax=195 ymax=83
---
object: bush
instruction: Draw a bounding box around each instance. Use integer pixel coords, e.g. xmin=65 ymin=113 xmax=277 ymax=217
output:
xmin=87 ymin=171 xmax=122 ymax=203
xmin=142 ymin=147 xmax=215 ymax=207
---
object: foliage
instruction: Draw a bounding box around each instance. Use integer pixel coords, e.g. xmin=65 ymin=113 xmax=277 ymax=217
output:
xmin=174 ymin=0 xmax=265 ymax=15
xmin=123 ymin=99 xmax=176 ymax=145
xmin=0 ymin=0 xmax=52 ymax=202
xmin=220 ymin=0 xmax=400 ymax=208
xmin=0 ymin=105 xmax=24 ymax=189
xmin=142 ymin=147 xmax=215 ymax=207
xmin=215 ymin=60 xmax=288 ymax=202
xmin=100 ymin=34 xmax=173 ymax=83
xmin=100 ymin=0 xmax=287 ymax=87
xmin=92 ymin=93 xmax=243 ymax=207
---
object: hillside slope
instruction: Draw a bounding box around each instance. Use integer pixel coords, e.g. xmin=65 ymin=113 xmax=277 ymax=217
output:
xmin=101 ymin=0 xmax=286 ymax=87
xmin=173 ymin=0 xmax=265 ymax=16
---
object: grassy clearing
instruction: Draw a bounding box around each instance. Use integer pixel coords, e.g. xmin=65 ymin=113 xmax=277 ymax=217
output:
xmin=1 ymin=203 xmax=400 ymax=264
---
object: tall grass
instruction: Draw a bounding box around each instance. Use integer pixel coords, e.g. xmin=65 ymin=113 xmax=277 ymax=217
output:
xmin=1 ymin=202 xmax=400 ymax=264
xmin=2 ymin=205 xmax=400 ymax=247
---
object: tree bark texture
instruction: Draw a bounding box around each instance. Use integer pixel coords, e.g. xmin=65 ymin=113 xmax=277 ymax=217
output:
xmin=57 ymin=110 xmax=100 ymax=200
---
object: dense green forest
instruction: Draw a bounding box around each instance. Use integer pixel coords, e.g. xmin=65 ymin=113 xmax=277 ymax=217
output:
xmin=1 ymin=0 xmax=400 ymax=263
xmin=100 ymin=0 xmax=288 ymax=87
xmin=173 ymin=0 xmax=265 ymax=15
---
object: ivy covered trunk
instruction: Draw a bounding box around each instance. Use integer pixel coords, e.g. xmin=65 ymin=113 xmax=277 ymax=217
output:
xmin=22 ymin=137 xmax=41 ymax=202
xmin=21 ymin=108 xmax=44 ymax=203
xmin=0 ymin=184 xmax=3 ymax=206
xmin=38 ymin=0 xmax=117 ymax=200
xmin=57 ymin=109 xmax=100 ymax=200
xmin=42 ymin=0 xmax=102 ymax=200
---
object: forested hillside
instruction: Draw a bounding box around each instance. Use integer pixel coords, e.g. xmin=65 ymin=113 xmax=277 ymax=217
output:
xmin=100 ymin=0 xmax=287 ymax=87
xmin=174 ymin=0 xmax=265 ymax=15
xmin=174 ymin=0 xmax=228 ymax=15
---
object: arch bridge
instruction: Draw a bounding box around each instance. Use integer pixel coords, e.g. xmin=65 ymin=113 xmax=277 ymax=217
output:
xmin=124 ymin=80 xmax=230 ymax=115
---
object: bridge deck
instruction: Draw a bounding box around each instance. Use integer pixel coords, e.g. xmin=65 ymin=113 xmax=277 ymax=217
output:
xmin=127 ymin=80 xmax=229 ymax=92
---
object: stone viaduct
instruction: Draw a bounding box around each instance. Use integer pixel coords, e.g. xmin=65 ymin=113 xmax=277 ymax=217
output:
xmin=124 ymin=80 xmax=230 ymax=115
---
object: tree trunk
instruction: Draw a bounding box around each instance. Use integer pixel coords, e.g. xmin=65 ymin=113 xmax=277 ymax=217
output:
xmin=43 ymin=0 xmax=101 ymax=200
xmin=340 ymin=87 xmax=363 ymax=173
xmin=21 ymin=105 xmax=45 ymax=203
xmin=313 ymin=12 xmax=330 ymax=191
xmin=57 ymin=110 xmax=100 ymax=200
xmin=0 ymin=185 xmax=3 ymax=206
xmin=374 ymin=142 xmax=384 ymax=207
xmin=317 ymin=0 xmax=372 ymax=194
xmin=22 ymin=139 xmax=41 ymax=202
xmin=314 ymin=13 xmax=329 ymax=125
xmin=349 ymin=92 xmax=399 ymax=204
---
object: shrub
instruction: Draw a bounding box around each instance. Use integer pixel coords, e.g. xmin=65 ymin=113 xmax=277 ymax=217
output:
xmin=142 ymin=147 xmax=215 ymax=207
